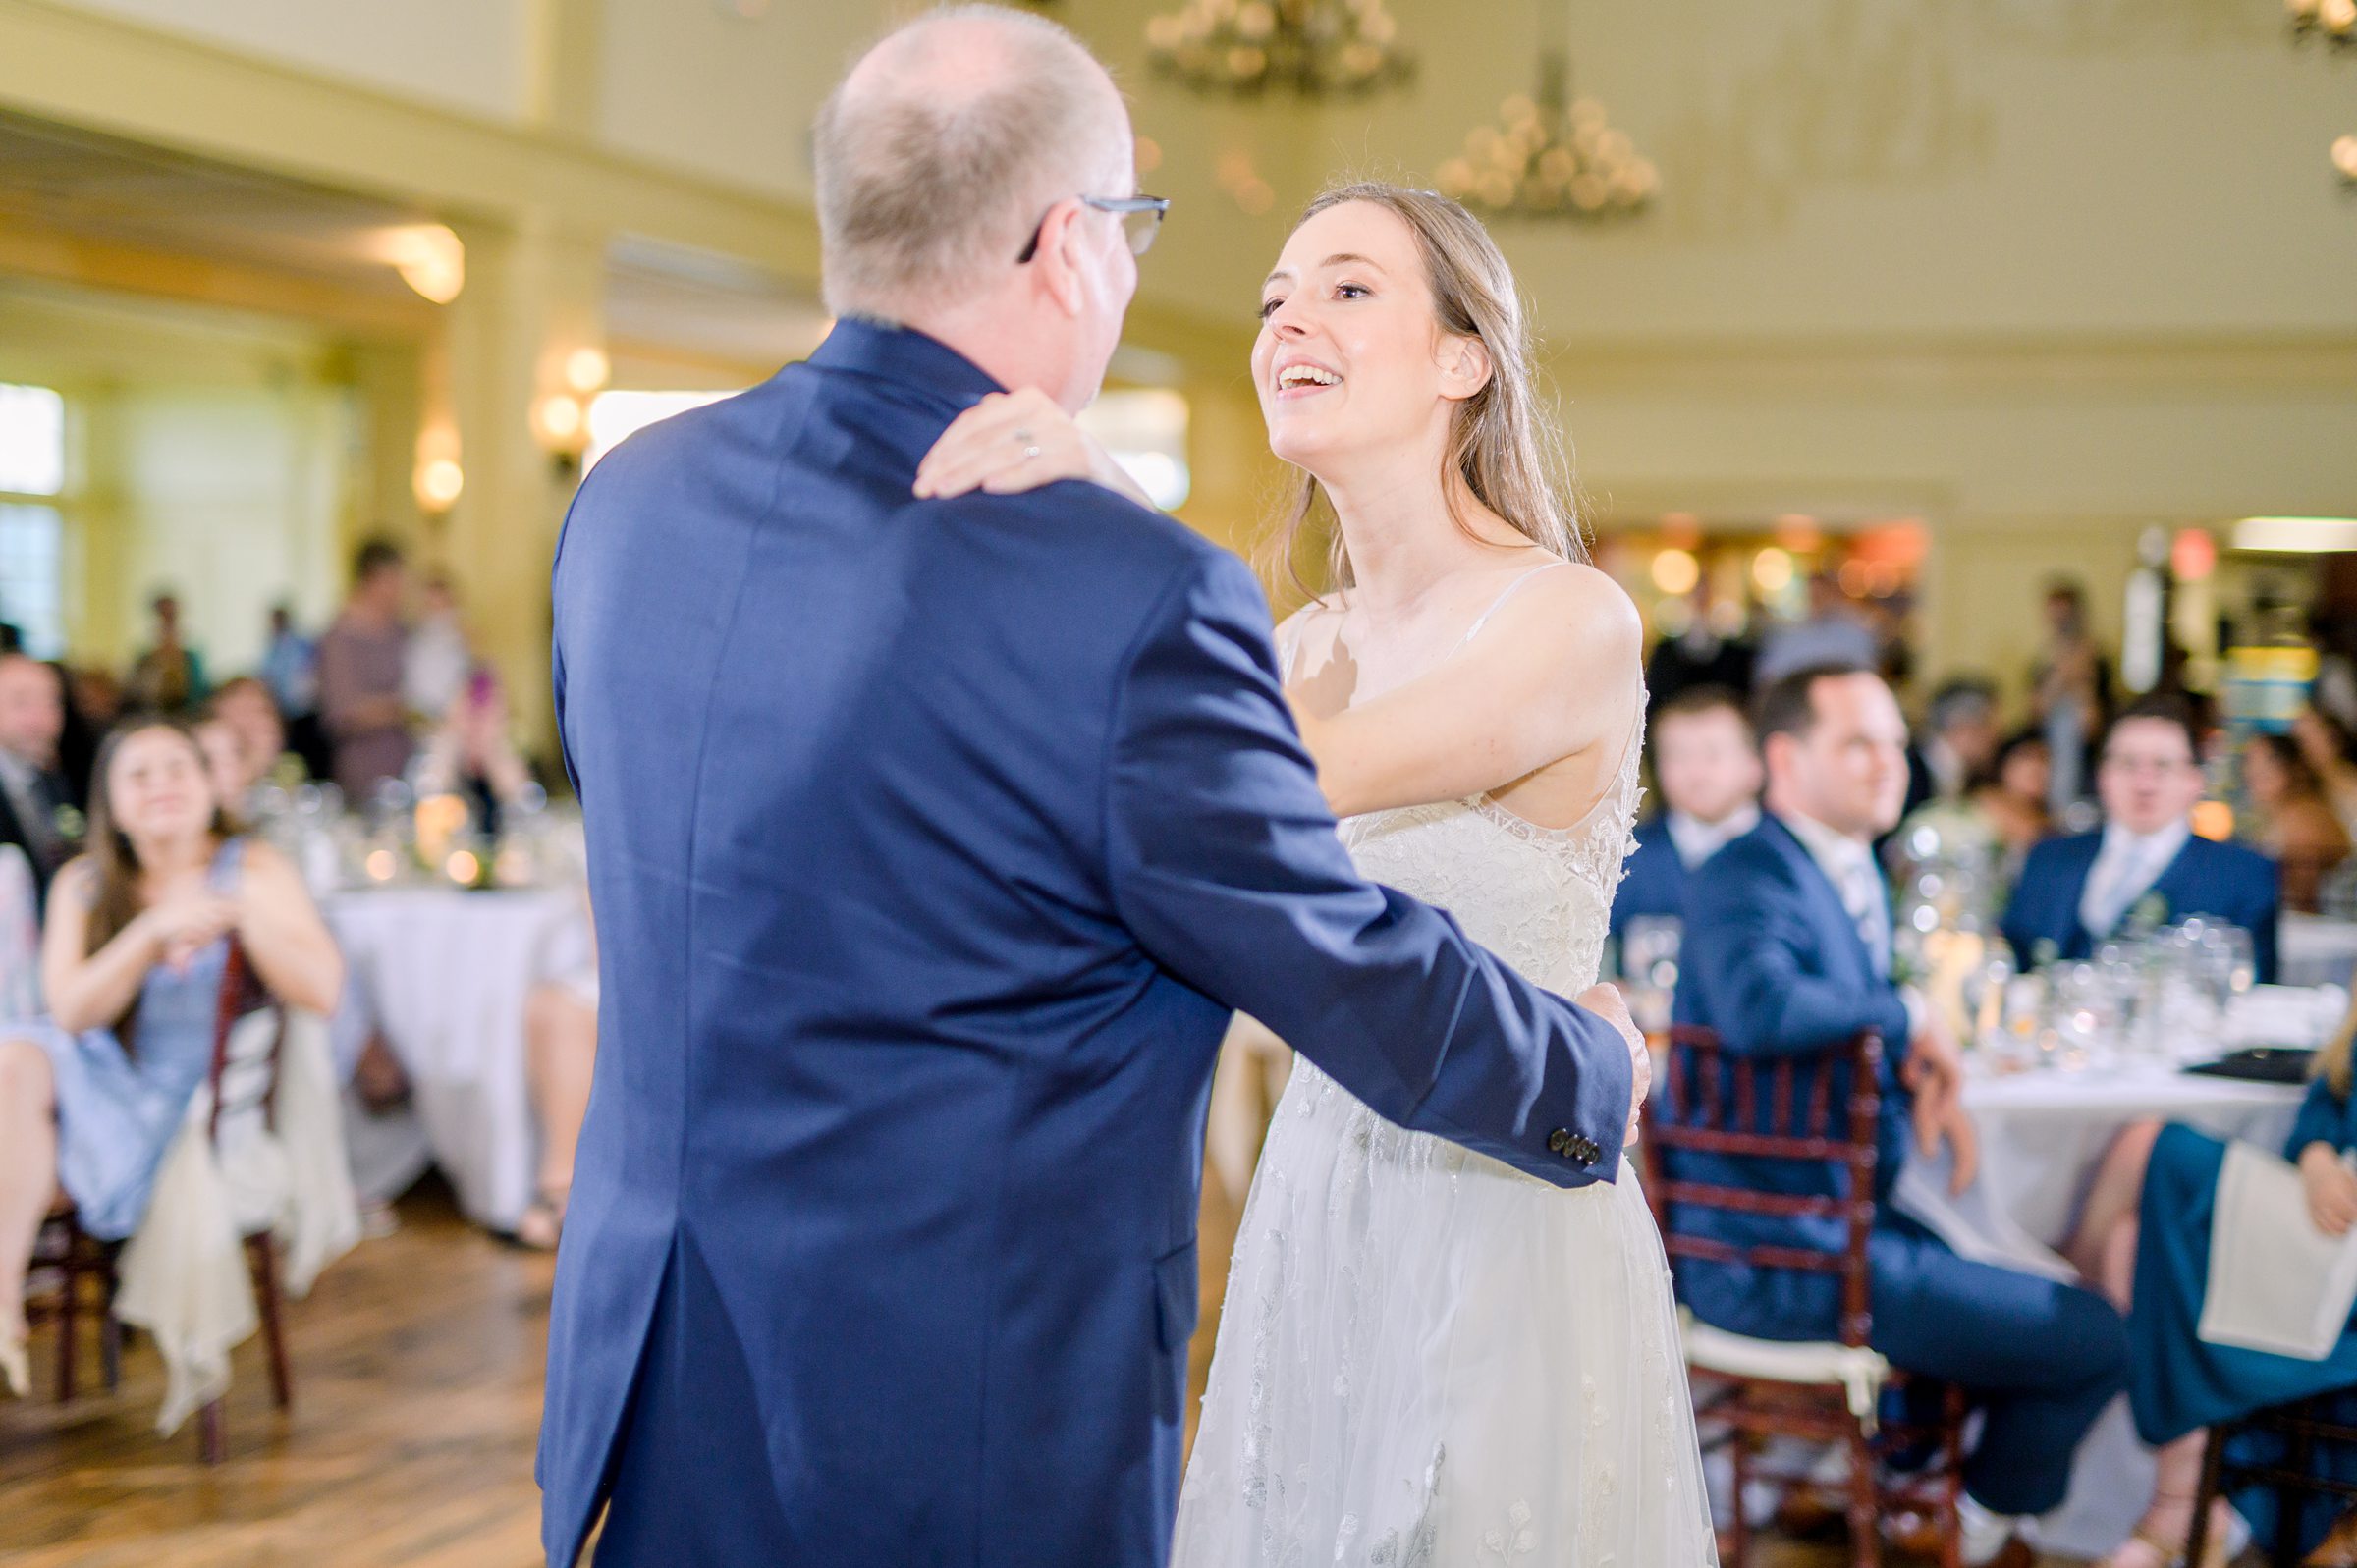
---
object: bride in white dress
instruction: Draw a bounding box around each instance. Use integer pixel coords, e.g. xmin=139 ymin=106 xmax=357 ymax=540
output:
xmin=918 ymin=181 xmax=1717 ymax=1567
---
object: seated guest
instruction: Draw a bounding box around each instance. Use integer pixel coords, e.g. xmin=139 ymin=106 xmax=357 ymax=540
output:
xmin=2064 ymin=993 xmax=2357 ymax=1566
xmin=1611 ymin=684 xmax=1761 ymax=939
xmin=1672 ymin=663 xmax=2129 ymax=1568
xmin=411 ymin=666 xmax=537 ymax=838
xmin=1905 ymin=676 xmax=2001 ymax=818
xmin=193 ymin=715 xmax=247 ymax=819
xmin=0 ymin=654 xmax=81 ymax=902
xmin=1970 ymin=730 xmax=2053 ymax=887
xmin=2243 ymin=731 xmax=2351 ymax=914
xmin=0 ymin=718 xmax=344 ymax=1399
xmin=2292 ymin=707 xmax=2357 ymax=840
xmin=2001 ymin=695 xmax=2279 ymax=980
xmin=58 ymin=665 xmax=118 ymax=805
xmin=208 ymin=677 xmax=295 ymax=789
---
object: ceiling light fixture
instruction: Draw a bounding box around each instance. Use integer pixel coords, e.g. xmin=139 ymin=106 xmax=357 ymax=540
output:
xmin=1437 ymin=7 xmax=1654 ymax=222
xmin=1146 ymin=0 xmax=1411 ymax=100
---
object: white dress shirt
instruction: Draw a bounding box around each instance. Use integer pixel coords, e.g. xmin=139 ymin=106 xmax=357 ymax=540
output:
xmin=1665 ymin=803 xmax=1759 ymax=871
xmin=2078 ymin=818 xmax=2192 ymax=939
xmin=1780 ymin=809 xmax=1892 ymax=979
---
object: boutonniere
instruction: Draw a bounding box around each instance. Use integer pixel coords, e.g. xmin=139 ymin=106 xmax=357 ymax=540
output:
xmin=2126 ymin=890 xmax=2170 ymax=936
xmin=1890 ymin=948 xmax=1927 ymax=989
xmin=50 ymin=803 xmax=84 ymax=844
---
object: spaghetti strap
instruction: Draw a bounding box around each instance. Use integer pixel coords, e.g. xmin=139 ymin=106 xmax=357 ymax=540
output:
xmin=1452 ymin=560 xmax=1569 ymax=657
xmin=1279 ymin=604 xmax=1337 ymax=684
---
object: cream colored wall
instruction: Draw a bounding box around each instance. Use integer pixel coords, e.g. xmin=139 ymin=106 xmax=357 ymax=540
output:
xmin=107 ymin=382 xmax=350 ymax=676
xmin=55 ymin=0 xmax=533 ymax=123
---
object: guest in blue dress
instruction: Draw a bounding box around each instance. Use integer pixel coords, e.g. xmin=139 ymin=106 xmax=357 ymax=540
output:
xmin=2062 ymin=994 xmax=2357 ymax=1567
xmin=0 ymin=717 xmax=344 ymax=1399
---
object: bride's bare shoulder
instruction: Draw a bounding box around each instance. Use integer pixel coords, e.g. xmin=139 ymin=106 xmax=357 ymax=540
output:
xmin=1487 ymin=559 xmax=1641 ymax=672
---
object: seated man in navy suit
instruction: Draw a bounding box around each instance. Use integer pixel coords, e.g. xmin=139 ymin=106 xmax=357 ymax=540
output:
xmin=2001 ymin=694 xmax=2279 ymax=980
xmin=1672 ymin=664 xmax=2128 ymax=1568
xmin=1610 ymin=684 xmax=1760 ymax=941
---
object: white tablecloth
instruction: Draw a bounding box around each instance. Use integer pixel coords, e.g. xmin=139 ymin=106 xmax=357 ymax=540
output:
xmin=325 ymin=886 xmax=580 ymax=1230
xmin=1938 ymin=1062 xmax=2307 ymax=1558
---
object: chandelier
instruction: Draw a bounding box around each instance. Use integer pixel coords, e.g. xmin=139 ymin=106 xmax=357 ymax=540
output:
xmin=2289 ymin=0 xmax=2356 ymax=49
xmin=2284 ymin=0 xmax=2355 ymax=192
xmin=1145 ymin=0 xmax=1411 ymax=99
xmin=1437 ymin=49 xmax=1655 ymax=221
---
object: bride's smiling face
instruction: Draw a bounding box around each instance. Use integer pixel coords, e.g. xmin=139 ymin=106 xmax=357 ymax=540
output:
xmin=1251 ymin=200 xmax=1492 ymax=478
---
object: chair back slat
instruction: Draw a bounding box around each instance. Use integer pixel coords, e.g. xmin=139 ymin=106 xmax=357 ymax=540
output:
xmin=1642 ymin=1024 xmax=1884 ymax=1347
xmin=206 ymin=940 xmax=287 ymax=1145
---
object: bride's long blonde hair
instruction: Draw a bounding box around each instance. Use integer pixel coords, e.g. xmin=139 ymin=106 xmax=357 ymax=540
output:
xmin=1267 ymin=181 xmax=1586 ymax=602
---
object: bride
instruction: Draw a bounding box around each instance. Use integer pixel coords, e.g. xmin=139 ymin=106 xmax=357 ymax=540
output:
xmin=917 ymin=181 xmax=1718 ymax=1566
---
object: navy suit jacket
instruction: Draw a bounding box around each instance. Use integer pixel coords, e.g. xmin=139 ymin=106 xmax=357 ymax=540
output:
xmin=2000 ymin=830 xmax=2280 ymax=983
xmin=1668 ymin=813 xmax=1914 ymax=1341
xmin=535 ymin=320 xmax=1635 ymax=1568
xmin=1608 ymin=816 xmax=1687 ymax=939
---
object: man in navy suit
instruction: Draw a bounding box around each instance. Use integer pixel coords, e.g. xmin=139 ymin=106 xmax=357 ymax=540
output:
xmin=2001 ymin=694 xmax=2279 ymax=980
xmin=1672 ymin=665 xmax=2127 ymax=1568
xmin=536 ymin=12 xmax=1643 ymax=1567
xmin=1610 ymin=684 xmax=1760 ymax=941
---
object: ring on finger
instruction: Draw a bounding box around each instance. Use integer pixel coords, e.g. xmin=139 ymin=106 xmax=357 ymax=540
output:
xmin=1021 ymin=444 xmax=1043 ymax=461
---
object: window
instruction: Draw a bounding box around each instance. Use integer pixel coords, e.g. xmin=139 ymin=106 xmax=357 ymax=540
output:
xmin=583 ymin=389 xmax=734 ymax=473
xmin=0 ymin=384 xmax=64 ymax=498
xmin=1077 ymin=389 xmax=1190 ymax=511
xmin=0 ymin=385 xmax=69 ymax=658
xmin=0 ymin=508 xmax=62 ymax=658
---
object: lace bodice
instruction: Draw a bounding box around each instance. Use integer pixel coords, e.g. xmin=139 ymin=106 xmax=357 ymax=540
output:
xmin=1337 ymin=732 xmax=1644 ymax=999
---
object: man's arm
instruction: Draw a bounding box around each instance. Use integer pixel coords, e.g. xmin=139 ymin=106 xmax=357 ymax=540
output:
xmin=1681 ymin=846 xmax=1912 ymax=1057
xmin=1102 ymin=551 xmax=1632 ymax=1187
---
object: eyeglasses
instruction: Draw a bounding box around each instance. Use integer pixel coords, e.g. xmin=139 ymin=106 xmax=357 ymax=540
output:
xmin=1016 ymin=194 xmax=1171 ymax=263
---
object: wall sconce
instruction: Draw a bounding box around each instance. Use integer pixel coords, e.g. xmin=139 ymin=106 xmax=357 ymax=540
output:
xmin=534 ymin=393 xmax=589 ymax=476
xmin=369 ymin=224 xmax=466 ymax=304
xmin=413 ymin=425 xmax=464 ymax=514
xmin=535 ymin=343 xmax=610 ymax=479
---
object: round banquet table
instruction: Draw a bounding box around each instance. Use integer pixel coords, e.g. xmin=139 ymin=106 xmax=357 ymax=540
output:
xmin=325 ymin=884 xmax=583 ymax=1231
xmin=1915 ymin=1060 xmax=2309 ymax=1558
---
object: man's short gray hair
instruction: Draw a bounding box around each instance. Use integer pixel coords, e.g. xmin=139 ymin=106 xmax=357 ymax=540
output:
xmin=814 ymin=6 xmax=1121 ymax=320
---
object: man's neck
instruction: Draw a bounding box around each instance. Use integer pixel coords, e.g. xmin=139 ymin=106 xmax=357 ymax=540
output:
xmin=1669 ymin=800 xmax=1758 ymax=836
xmin=2106 ymin=816 xmax=2192 ymax=848
xmin=892 ymin=298 xmax=1077 ymax=416
xmin=1767 ymin=792 xmax=1869 ymax=853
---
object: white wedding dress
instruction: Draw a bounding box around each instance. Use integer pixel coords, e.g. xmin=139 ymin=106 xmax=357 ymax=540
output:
xmin=1174 ymin=645 xmax=1720 ymax=1566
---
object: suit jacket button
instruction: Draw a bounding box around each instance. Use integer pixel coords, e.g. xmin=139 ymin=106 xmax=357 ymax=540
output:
xmin=1575 ymin=1136 xmax=1600 ymax=1163
xmin=1547 ymin=1129 xmax=1572 ymax=1156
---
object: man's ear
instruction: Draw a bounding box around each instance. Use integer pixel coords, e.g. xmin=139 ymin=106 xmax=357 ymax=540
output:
xmin=1438 ymin=333 xmax=1493 ymax=403
xmin=1034 ymin=199 xmax=1089 ymax=318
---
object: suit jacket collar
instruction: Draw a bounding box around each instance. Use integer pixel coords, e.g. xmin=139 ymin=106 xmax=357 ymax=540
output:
xmin=806 ymin=317 xmax=1008 ymax=413
xmin=1760 ymin=812 xmax=1887 ymax=977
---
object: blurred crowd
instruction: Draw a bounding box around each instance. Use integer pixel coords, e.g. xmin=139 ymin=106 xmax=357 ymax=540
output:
xmin=1609 ymin=567 xmax=2357 ymax=1564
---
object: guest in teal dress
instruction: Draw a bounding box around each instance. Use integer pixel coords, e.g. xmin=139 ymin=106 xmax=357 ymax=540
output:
xmin=0 ymin=717 xmax=344 ymax=1400
xmin=2063 ymin=996 xmax=2357 ymax=1568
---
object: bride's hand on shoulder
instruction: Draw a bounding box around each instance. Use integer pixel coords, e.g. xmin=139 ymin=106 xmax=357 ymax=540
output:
xmin=912 ymin=388 xmax=1155 ymax=510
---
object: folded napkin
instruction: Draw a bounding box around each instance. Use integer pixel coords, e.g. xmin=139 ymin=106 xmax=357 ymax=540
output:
xmin=2199 ymin=1140 xmax=2357 ymax=1361
xmin=2224 ymin=984 xmax=2350 ymax=1051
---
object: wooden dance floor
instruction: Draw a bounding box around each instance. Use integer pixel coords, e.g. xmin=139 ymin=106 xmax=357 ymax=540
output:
xmin=1 ymin=1180 xmax=2039 ymax=1566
